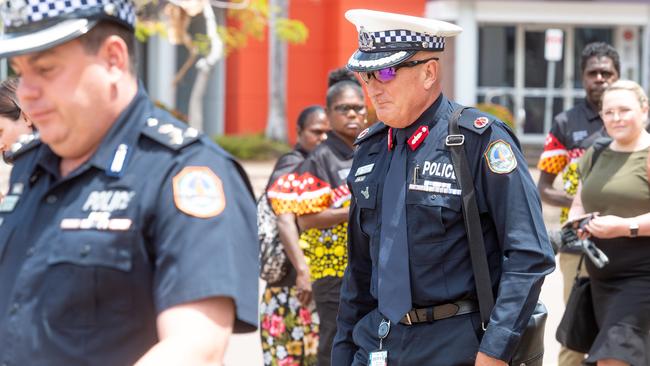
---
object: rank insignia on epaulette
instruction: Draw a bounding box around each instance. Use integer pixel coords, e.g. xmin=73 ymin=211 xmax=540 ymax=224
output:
xmin=474 ymin=116 xmax=489 ymax=129
xmin=172 ymin=166 xmax=225 ymax=218
xmin=358 ymin=127 xmax=370 ymax=140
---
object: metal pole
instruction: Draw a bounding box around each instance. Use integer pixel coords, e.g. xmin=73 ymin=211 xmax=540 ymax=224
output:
xmin=544 ymin=61 xmax=556 ymax=134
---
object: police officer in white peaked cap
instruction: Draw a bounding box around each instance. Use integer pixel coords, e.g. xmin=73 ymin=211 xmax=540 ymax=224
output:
xmin=333 ymin=9 xmax=555 ymax=366
xmin=0 ymin=1 xmax=260 ymax=365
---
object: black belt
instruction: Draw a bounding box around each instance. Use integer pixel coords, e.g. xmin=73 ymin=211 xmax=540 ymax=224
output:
xmin=399 ymin=300 xmax=479 ymax=325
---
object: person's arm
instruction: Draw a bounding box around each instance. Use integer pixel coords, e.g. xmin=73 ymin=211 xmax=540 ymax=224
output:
xmin=135 ymin=297 xmax=234 ymax=366
xmin=567 ymin=183 xmax=586 ymax=222
xmin=474 ymin=123 xmax=556 ymax=362
xmin=276 ymin=212 xmax=312 ymax=306
xmin=331 ymin=199 xmax=375 ymax=365
xmin=537 ymin=171 xmax=573 ymax=207
xmin=296 ymin=206 xmax=349 ymax=231
xmin=585 ymin=212 xmax=650 ymax=239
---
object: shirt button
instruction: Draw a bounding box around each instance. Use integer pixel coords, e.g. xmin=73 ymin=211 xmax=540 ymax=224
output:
xmin=8 ymin=303 xmax=19 ymax=315
xmin=25 ymin=247 xmax=35 ymax=257
xmin=80 ymin=245 xmax=91 ymax=257
xmin=45 ymin=195 xmax=57 ymax=204
xmin=429 ymin=194 xmax=437 ymax=201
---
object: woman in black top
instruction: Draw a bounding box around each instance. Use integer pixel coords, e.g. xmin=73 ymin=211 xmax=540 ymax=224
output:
xmin=261 ymin=106 xmax=329 ymax=366
xmin=294 ymin=69 xmax=367 ymax=366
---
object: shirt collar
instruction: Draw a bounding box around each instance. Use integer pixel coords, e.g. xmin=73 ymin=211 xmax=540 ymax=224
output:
xmin=325 ymin=131 xmax=354 ymax=159
xmin=580 ymin=99 xmax=601 ymax=122
xmin=35 ymin=81 xmax=151 ymax=179
xmin=403 ymin=94 xmax=445 ymax=137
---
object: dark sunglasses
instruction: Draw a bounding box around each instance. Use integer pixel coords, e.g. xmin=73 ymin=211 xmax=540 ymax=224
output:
xmin=332 ymin=104 xmax=367 ymax=114
xmin=358 ymin=56 xmax=439 ymax=84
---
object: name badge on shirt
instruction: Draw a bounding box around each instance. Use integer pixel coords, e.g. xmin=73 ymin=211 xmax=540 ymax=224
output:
xmin=0 ymin=195 xmax=19 ymax=212
xmin=355 ymin=163 xmax=375 ymax=176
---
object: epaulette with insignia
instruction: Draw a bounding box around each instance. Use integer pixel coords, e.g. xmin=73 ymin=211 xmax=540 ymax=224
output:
xmin=457 ymin=108 xmax=495 ymax=135
xmin=141 ymin=116 xmax=201 ymax=151
xmin=4 ymin=132 xmax=41 ymax=164
xmin=354 ymin=122 xmax=389 ymax=146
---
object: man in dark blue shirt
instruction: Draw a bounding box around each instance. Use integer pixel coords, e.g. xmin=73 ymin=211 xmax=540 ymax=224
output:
xmin=0 ymin=1 xmax=258 ymax=365
xmin=332 ymin=9 xmax=555 ymax=365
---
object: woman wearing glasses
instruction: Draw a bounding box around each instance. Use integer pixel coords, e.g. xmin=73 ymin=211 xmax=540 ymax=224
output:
xmin=261 ymin=105 xmax=329 ymax=366
xmin=0 ymin=78 xmax=34 ymax=158
xmin=569 ymin=80 xmax=650 ymax=366
xmin=293 ymin=68 xmax=366 ymax=366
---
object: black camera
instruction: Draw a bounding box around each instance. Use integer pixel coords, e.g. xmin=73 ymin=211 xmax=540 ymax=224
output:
xmin=559 ymin=213 xmax=609 ymax=268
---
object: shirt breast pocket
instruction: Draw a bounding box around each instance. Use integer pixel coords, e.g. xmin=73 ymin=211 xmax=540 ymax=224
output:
xmin=351 ymin=182 xmax=378 ymax=237
xmin=43 ymin=230 xmax=136 ymax=330
xmin=406 ymin=190 xmax=461 ymax=246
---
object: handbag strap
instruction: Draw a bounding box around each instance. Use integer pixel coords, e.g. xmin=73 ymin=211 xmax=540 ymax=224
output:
xmin=573 ymin=254 xmax=585 ymax=282
xmin=447 ymin=106 xmax=495 ymax=326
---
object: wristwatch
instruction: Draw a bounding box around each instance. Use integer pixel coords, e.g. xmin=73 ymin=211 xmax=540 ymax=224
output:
xmin=629 ymin=221 xmax=639 ymax=238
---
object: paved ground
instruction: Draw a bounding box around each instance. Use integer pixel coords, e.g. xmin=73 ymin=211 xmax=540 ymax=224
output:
xmin=0 ymin=160 xmax=566 ymax=365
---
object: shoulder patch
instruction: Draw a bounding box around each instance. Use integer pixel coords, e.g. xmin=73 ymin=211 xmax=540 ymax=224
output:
xmin=457 ymin=108 xmax=494 ymax=135
xmin=141 ymin=117 xmax=201 ymax=150
xmin=172 ymin=166 xmax=226 ymax=218
xmin=354 ymin=122 xmax=388 ymax=146
xmin=484 ymin=140 xmax=517 ymax=174
xmin=4 ymin=132 xmax=41 ymax=164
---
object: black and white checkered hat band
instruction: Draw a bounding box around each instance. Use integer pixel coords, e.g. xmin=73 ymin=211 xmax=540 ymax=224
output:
xmin=2 ymin=0 xmax=136 ymax=30
xmin=359 ymin=28 xmax=445 ymax=52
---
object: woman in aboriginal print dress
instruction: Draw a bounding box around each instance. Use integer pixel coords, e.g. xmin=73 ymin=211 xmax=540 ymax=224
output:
xmin=293 ymin=69 xmax=367 ymax=366
xmin=261 ymin=106 xmax=329 ymax=366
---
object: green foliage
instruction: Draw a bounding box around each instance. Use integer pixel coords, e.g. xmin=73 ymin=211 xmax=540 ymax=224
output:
xmin=134 ymin=0 xmax=309 ymax=54
xmin=474 ymin=103 xmax=516 ymax=131
xmin=214 ymin=133 xmax=291 ymax=160
xmin=275 ymin=18 xmax=308 ymax=44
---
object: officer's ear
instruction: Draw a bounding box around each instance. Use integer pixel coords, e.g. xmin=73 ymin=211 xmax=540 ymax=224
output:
xmin=422 ymin=57 xmax=440 ymax=90
xmin=99 ymin=35 xmax=130 ymax=82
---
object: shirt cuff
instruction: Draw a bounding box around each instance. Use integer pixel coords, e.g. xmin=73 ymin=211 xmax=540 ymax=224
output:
xmin=478 ymin=324 xmax=520 ymax=362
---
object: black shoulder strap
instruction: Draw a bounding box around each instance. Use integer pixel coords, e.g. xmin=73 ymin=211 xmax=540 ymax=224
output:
xmin=447 ymin=106 xmax=495 ymax=325
xmin=590 ymin=137 xmax=612 ymax=171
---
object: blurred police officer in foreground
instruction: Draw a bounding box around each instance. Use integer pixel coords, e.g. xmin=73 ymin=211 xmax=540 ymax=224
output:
xmin=0 ymin=0 xmax=258 ymax=365
xmin=332 ymin=10 xmax=555 ymax=365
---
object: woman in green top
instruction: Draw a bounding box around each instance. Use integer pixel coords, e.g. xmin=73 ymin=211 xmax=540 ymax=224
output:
xmin=570 ymin=80 xmax=650 ymax=366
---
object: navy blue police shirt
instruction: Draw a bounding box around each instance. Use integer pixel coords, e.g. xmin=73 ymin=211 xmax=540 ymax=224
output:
xmin=0 ymin=86 xmax=259 ymax=365
xmin=333 ymin=94 xmax=555 ymax=363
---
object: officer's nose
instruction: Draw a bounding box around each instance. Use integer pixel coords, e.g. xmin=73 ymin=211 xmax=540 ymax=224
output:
xmin=15 ymin=77 xmax=41 ymax=105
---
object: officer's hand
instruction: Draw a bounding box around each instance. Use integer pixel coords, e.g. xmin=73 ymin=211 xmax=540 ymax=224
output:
xmin=295 ymin=270 xmax=313 ymax=307
xmin=475 ymin=352 xmax=507 ymax=366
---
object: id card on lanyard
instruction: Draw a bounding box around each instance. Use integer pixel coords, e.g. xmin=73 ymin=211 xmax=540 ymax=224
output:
xmin=368 ymin=319 xmax=390 ymax=366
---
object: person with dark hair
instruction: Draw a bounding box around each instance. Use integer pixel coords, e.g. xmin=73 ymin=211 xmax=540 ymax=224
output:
xmin=333 ymin=10 xmax=554 ymax=365
xmin=261 ymin=105 xmax=329 ymax=366
xmin=0 ymin=1 xmax=259 ymax=364
xmin=284 ymin=67 xmax=365 ymax=365
xmin=327 ymin=67 xmax=361 ymax=88
xmin=537 ymin=42 xmax=620 ymax=366
xmin=569 ymin=80 xmax=650 ymax=366
xmin=0 ymin=78 xmax=33 ymax=156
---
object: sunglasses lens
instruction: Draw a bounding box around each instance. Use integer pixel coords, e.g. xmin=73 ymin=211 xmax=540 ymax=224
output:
xmin=376 ymin=67 xmax=397 ymax=82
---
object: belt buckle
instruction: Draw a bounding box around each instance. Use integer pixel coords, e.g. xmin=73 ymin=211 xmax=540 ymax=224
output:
xmin=404 ymin=312 xmax=413 ymax=325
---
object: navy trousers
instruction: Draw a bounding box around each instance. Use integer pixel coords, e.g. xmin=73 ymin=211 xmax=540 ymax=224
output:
xmin=350 ymin=308 xmax=483 ymax=366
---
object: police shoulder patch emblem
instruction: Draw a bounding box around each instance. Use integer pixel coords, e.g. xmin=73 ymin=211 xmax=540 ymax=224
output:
xmin=172 ymin=166 xmax=225 ymax=218
xmin=484 ymin=140 xmax=517 ymax=174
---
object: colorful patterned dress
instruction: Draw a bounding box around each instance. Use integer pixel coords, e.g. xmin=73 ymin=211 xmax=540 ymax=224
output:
xmin=293 ymin=132 xmax=353 ymax=366
xmin=261 ymin=146 xmax=320 ymax=366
